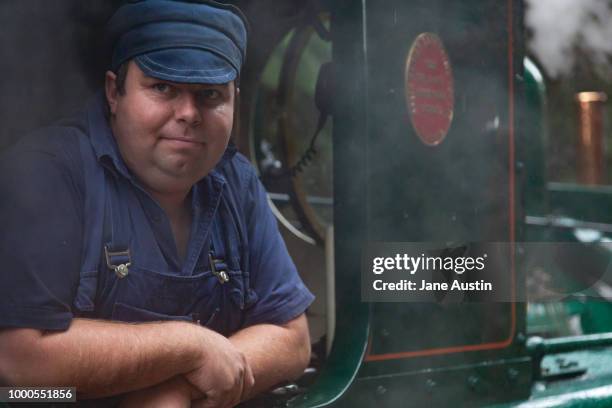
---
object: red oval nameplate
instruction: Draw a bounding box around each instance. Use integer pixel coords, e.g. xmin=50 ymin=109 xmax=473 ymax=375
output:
xmin=405 ymin=33 xmax=454 ymax=146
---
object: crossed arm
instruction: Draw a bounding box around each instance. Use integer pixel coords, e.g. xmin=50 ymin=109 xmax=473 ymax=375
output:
xmin=0 ymin=314 xmax=310 ymax=407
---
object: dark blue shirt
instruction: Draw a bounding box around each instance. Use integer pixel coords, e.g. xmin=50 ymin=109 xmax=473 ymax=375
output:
xmin=0 ymin=93 xmax=314 ymax=334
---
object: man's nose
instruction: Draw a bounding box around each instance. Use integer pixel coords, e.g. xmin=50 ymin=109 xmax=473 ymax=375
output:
xmin=175 ymin=92 xmax=202 ymax=126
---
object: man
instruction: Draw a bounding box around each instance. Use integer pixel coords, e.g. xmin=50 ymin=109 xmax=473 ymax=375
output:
xmin=0 ymin=1 xmax=314 ymax=406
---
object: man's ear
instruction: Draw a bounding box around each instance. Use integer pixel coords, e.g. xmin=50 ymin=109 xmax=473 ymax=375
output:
xmin=105 ymin=70 xmax=119 ymax=115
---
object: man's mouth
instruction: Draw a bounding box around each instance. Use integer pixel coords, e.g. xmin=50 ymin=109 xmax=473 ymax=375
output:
xmin=161 ymin=136 xmax=205 ymax=147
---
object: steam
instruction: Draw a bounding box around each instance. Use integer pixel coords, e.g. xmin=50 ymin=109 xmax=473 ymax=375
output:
xmin=525 ymin=0 xmax=612 ymax=78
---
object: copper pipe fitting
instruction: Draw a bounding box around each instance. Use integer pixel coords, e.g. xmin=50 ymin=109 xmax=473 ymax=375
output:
xmin=575 ymin=92 xmax=607 ymax=185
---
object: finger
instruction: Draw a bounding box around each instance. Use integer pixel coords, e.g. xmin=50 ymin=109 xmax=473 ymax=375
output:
xmin=222 ymin=377 xmax=243 ymax=408
xmin=242 ymin=363 xmax=255 ymax=400
xmin=232 ymin=368 xmax=245 ymax=408
xmin=222 ymin=378 xmax=243 ymax=408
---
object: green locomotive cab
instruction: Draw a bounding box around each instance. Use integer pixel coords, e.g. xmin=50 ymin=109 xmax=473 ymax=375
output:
xmin=237 ymin=0 xmax=612 ymax=406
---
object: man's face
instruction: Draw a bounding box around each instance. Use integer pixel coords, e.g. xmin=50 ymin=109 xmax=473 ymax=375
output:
xmin=105 ymin=61 xmax=235 ymax=196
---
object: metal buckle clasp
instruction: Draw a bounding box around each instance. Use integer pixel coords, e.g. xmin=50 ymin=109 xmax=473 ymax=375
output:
xmin=209 ymin=253 xmax=230 ymax=284
xmin=104 ymin=246 xmax=132 ymax=279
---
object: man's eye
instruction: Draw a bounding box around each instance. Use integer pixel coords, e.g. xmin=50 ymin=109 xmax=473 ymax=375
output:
xmin=202 ymin=89 xmax=221 ymax=100
xmin=153 ymin=83 xmax=171 ymax=93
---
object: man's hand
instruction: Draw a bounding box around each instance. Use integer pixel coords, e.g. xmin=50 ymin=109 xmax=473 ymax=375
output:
xmin=120 ymin=327 xmax=255 ymax=408
xmin=228 ymin=314 xmax=311 ymax=400
xmin=187 ymin=329 xmax=255 ymax=408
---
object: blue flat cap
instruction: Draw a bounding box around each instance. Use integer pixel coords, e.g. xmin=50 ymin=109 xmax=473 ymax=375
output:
xmin=106 ymin=0 xmax=247 ymax=84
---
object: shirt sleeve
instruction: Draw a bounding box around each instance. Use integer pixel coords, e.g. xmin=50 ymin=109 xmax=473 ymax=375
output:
xmin=240 ymin=165 xmax=315 ymax=327
xmin=0 ymin=134 xmax=84 ymax=331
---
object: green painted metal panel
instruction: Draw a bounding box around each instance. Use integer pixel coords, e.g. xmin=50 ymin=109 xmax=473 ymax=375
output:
xmin=357 ymin=0 xmax=527 ymax=384
xmin=293 ymin=0 xmax=532 ymax=407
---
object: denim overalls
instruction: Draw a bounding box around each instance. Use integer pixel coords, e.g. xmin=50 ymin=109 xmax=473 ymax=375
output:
xmin=71 ymin=96 xmax=257 ymax=336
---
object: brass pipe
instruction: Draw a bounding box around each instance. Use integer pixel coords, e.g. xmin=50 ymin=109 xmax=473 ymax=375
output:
xmin=575 ymin=91 xmax=607 ymax=185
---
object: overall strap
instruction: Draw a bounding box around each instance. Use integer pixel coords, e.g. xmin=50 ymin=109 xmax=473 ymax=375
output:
xmin=210 ymin=190 xmax=257 ymax=310
xmin=209 ymin=206 xmax=231 ymax=284
xmin=223 ymin=190 xmax=257 ymax=308
xmin=103 ymin=176 xmax=133 ymax=279
xmin=73 ymin=134 xmax=106 ymax=312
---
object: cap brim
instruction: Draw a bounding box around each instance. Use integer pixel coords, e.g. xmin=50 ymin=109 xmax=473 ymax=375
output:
xmin=134 ymin=48 xmax=237 ymax=84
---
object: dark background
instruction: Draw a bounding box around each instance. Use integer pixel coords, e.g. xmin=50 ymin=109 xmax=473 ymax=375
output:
xmin=0 ymin=1 xmax=121 ymax=150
